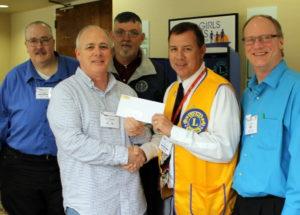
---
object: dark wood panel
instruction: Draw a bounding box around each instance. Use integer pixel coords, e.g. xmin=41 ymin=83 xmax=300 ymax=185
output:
xmin=56 ymin=0 xmax=112 ymax=57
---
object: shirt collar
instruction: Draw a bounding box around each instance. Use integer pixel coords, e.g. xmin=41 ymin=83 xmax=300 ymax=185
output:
xmin=179 ymin=62 xmax=205 ymax=93
xmin=249 ymin=60 xmax=287 ymax=89
xmin=24 ymin=59 xmax=38 ymax=82
xmin=112 ymin=52 xmax=141 ymax=83
xmin=24 ymin=52 xmax=65 ymax=83
xmin=113 ymin=50 xmax=142 ymax=68
xmin=76 ymin=67 xmax=116 ymax=93
xmin=109 ymin=49 xmax=157 ymax=82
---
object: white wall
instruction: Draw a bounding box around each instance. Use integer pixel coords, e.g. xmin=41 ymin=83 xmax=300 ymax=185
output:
xmin=0 ymin=13 xmax=11 ymax=80
xmin=0 ymin=0 xmax=97 ymax=82
xmin=10 ymin=6 xmax=56 ymax=67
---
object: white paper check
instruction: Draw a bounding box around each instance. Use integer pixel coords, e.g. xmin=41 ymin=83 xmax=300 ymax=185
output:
xmin=116 ymin=94 xmax=165 ymax=123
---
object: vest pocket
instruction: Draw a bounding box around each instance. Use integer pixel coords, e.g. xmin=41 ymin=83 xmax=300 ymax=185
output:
xmin=189 ymin=183 xmax=227 ymax=215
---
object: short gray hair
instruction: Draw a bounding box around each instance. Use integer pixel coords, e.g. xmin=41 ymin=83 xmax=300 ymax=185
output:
xmin=243 ymin=15 xmax=283 ymax=38
xmin=75 ymin=25 xmax=112 ymax=49
xmin=25 ymin=21 xmax=53 ymax=39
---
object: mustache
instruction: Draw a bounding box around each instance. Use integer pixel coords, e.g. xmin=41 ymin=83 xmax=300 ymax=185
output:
xmin=120 ymin=42 xmax=132 ymax=46
xmin=34 ymin=49 xmax=46 ymax=55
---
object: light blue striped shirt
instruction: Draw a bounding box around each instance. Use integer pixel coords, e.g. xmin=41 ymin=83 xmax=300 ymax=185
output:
xmin=47 ymin=68 xmax=150 ymax=215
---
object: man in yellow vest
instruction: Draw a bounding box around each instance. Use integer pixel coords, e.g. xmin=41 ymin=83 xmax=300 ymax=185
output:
xmin=141 ymin=22 xmax=240 ymax=215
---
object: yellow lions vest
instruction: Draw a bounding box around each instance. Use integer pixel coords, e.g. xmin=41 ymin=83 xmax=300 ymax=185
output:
xmin=162 ymin=69 xmax=238 ymax=215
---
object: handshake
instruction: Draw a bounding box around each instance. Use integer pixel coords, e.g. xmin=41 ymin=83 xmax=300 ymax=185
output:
xmin=123 ymin=117 xmax=147 ymax=172
xmin=123 ymin=146 xmax=146 ymax=172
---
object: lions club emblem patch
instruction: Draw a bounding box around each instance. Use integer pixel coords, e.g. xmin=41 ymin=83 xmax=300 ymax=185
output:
xmin=181 ymin=109 xmax=208 ymax=134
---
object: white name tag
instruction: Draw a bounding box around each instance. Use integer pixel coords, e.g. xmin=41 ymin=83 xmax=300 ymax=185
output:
xmin=245 ymin=114 xmax=258 ymax=135
xmin=100 ymin=112 xmax=119 ymax=129
xmin=159 ymin=136 xmax=173 ymax=156
xmin=36 ymin=87 xmax=52 ymax=99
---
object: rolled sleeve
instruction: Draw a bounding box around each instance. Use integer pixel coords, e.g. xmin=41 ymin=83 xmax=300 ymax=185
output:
xmin=140 ymin=133 xmax=161 ymax=162
xmin=169 ymin=85 xmax=240 ymax=163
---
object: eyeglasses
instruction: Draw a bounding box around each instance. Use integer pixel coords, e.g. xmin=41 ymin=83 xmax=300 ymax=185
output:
xmin=26 ymin=36 xmax=53 ymax=47
xmin=242 ymin=34 xmax=280 ymax=46
xmin=114 ymin=29 xmax=141 ymax=38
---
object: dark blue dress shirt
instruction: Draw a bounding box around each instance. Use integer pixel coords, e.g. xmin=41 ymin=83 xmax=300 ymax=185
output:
xmin=0 ymin=52 xmax=78 ymax=155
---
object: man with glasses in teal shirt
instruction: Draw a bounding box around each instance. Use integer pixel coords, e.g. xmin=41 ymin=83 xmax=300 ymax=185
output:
xmin=232 ymin=15 xmax=300 ymax=215
xmin=0 ymin=21 xmax=78 ymax=215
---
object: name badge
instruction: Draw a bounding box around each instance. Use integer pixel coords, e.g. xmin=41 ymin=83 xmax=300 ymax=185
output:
xmin=159 ymin=136 xmax=173 ymax=156
xmin=100 ymin=112 xmax=119 ymax=129
xmin=36 ymin=87 xmax=52 ymax=99
xmin=245 ymin=114 xmax=258 ymax=135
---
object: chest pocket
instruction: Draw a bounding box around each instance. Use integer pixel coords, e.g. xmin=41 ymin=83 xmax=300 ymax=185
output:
xmin=257 ymin=117 xmax=282 ymax=150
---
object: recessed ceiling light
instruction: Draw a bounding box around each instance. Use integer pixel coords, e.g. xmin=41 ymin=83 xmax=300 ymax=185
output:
xmin=0 ymin=4 xmax=9 ymax=8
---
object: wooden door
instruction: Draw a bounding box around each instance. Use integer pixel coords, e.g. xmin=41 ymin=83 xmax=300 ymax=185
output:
xmin=55 ymin=0 xmax=112 ymax=57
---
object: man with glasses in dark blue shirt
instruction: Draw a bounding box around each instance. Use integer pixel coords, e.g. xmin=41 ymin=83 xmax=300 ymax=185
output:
xmin=0 ymin=20 xmax=78 ymax=215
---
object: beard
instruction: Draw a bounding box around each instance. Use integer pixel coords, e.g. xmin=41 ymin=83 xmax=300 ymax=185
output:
xmin=118 ymin=45 xmax=136 ymax=59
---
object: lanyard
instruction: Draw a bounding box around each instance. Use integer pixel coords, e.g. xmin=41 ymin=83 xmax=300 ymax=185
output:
xmin=171 ymin=68 xmax=207 ymax=123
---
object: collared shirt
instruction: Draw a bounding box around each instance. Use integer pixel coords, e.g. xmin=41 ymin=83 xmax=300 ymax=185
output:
xmin=233 ymin=60 xmax=300 ymax=215
xmin=0 ymin=52 xmax=78 ymax=155
xmin=141 ymin=62 xmax=240 ymax=187
xmin=47 ymin=68 xmax=150 ymax=215
xmin=113 ymin=51 xmax=142 ymax=83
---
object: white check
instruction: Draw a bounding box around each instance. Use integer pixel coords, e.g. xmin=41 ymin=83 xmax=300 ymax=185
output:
xmin=116 ymin=94 xmax=165 ymax=123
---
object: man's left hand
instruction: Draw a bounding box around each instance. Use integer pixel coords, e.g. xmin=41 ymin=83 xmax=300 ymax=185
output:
xmin=152 ymin=114 xmax=173 ymax=137
xmin=124 ymin=117 xmax=145 ymax=136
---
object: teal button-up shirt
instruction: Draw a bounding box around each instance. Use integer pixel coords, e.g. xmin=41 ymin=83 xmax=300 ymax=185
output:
xmin=233 ymin=60 xmax=300 ymax=215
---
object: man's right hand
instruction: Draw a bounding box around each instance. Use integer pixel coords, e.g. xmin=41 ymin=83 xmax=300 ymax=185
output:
xmin=123 ymin=146 xmax=146 ymax=172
